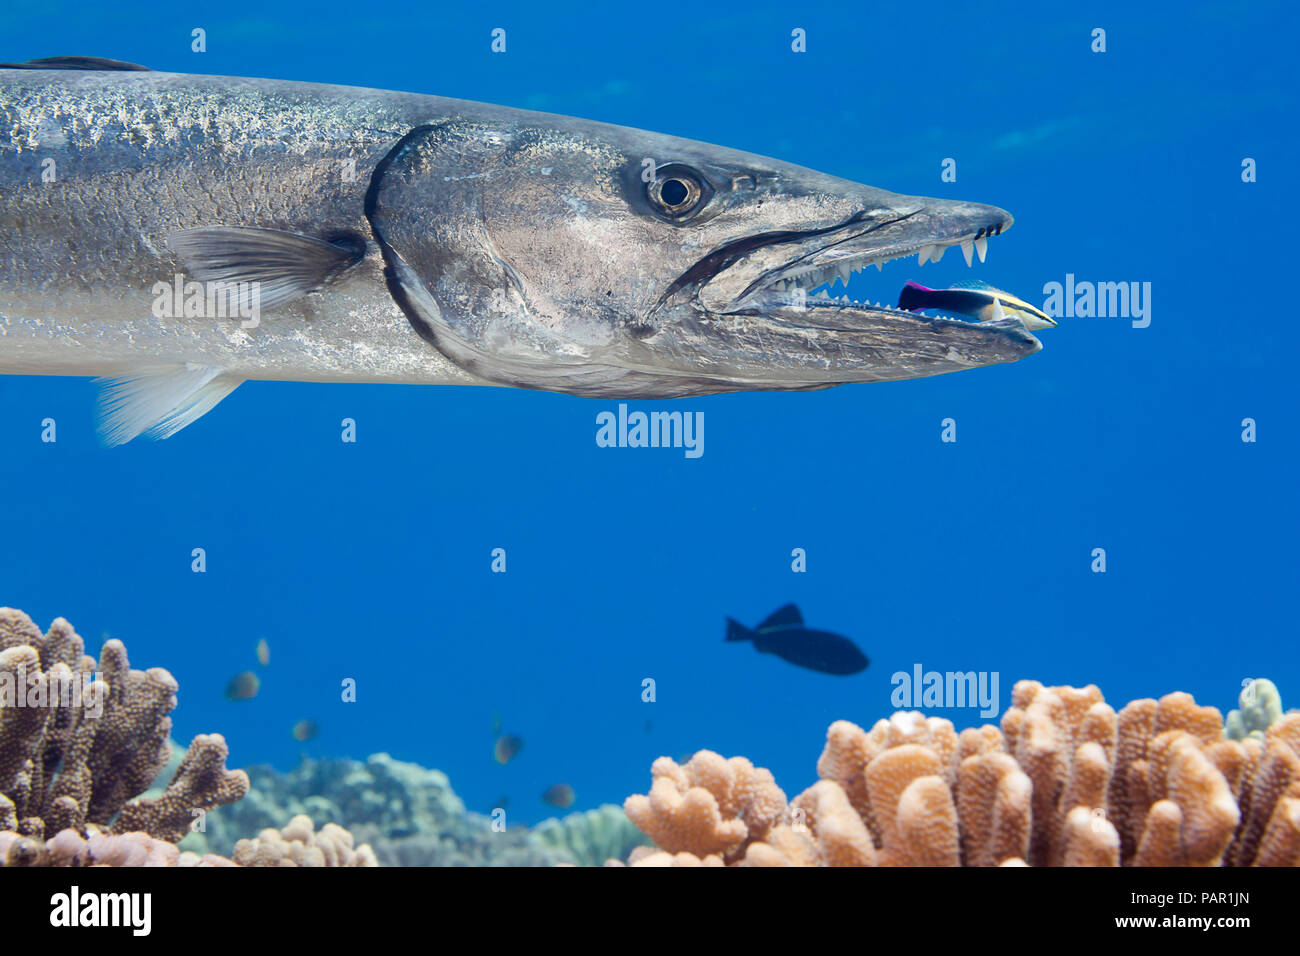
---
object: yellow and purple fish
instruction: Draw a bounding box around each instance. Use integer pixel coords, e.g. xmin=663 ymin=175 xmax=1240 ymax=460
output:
xmin=899 ymin=279 xmax=1057 ymax=330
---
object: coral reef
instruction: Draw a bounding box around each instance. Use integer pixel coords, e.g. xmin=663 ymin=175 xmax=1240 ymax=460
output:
xmin=0 ymin=609 xmax=248 ymax=842
xmin=533 ymin=803 xmax=649 ymax=866
xmin=624 ymin=752 xmax=786 ymax=863
xmin=183 ymin=752 xmax=573 ymax=866
xmin=1226 ymin=679 xmax=1295 ymax=741
xmin=232 ymin=814 xmax=378 ymax=866
xmin=0 ymin=817 xmax=379 ymax=867
xmin=623 ymin=681 xmax=1300 ymax=866
xmin=0 ymin=824 xmax=238 ymax=867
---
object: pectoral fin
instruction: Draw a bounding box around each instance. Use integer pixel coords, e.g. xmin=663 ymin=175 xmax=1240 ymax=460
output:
xmin=97 ymin=364 xmax=242 ymax=446
xmin=166 ymin=227 xmax=365 ymax=313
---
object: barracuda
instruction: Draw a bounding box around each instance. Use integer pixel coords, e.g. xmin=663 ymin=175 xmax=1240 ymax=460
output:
xmin=0 ymin=58 xmax=1047 ymax=444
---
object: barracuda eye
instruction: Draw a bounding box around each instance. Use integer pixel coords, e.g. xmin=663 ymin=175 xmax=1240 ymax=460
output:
xmin=647 ymin=164 xmax=712 ymax=222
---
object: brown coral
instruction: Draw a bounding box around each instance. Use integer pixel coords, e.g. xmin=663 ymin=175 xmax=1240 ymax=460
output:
xmin=0 ymin=608 xmax=248 ymax=842
xmin=624 ymin=681 xmax=1300 ymax=866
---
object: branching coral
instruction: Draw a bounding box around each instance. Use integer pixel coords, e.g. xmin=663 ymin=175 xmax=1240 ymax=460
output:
xmin=623 ymin=751 xmax=787 ymax=863
xmin=188 ymin=752 xmax=570 ymax=865
xmin=0 ymin=608 xmax=248 ymax=843
xmin=0 ymin=609 xmax=385 ymax=869
xmin=623 ymin=681 xmax=1300 ymax=866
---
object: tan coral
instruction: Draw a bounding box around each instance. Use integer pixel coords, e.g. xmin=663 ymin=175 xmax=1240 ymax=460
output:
xmin=1000 ymin=681 xmax=1117 ymax=866
xmin=737 ymin=826 xmax=820 ymax=866
xmin=956 ymin=751 xmax=1031 ymax=866
xmin=1 ymin=816 xmax=376 ymax=867
xmin=2 ymin=823 xmax=204 ymax=866
xmin=624 ymin=682 xmax=1300 ymax=867
xmin=1061 ymin=806 xmax=1120 ymax=867
xmin=816 ymin=712 xmax=959 ymax=844
xmin=626 ymin=847 xmax=725 ymax=867
xmin=623 ymin=750 xmax=785 ymax=861
xmin=893 ymin=776 xmax=960 ymax=866
xmin=1230 ymin=714 xmax=1300 ymax=865
xmin=790 ymin=780 xmax=876 ymax=866
xmin=231 ymin=814 xmax=378 ymax=867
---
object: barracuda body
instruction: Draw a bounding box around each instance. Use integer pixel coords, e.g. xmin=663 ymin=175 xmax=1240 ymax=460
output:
xmin=0 ymin=58 xmax=1046 ymax=443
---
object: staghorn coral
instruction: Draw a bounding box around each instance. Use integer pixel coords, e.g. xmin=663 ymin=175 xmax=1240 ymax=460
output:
xmin=0 ymin=609 xmax=248 ymax=842
xmin=111 ymin=734 xmax=249 ymax=842
xmin=624 ymin=681 xmax=1300 ymax=866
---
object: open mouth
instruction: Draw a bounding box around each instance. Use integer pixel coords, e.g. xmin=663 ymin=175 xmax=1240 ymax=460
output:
xmin=743 ymin=214 xmax=1013 ymax=319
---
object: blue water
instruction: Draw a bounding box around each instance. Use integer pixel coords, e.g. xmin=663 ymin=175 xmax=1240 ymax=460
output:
xmin=1 ymin=1 xmax=1295 ymax=825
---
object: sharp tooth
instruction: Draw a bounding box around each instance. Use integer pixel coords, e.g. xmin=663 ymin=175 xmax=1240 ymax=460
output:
xmin=975 ymin=237 xmax=988 ymax=263
xmin=875 ymin=261 xmax=883 ymax=271
xmin=961 ymin=240 xmax=974 ymax=267
xmin=992 ymin=297 xmax=1007 ymax=322
xmin=838 ymin=263 xmax=852 ymax=285
xmin=930 ymin=245 xmax=945 ymax=264
xmin=916 ymin=245 xmax=935 ymax=266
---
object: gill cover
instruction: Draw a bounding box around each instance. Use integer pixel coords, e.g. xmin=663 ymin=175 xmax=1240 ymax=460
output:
xmin=366 ymin=121 xmax=673 ymax=394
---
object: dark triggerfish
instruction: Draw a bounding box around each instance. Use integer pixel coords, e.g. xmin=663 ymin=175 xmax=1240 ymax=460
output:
xmin=725 ymin=604 xmax=869 ymax=675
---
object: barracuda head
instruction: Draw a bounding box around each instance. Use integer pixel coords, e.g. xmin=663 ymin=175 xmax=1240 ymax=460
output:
xmin=367 ymin=115 xmax=1043 ymax=397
